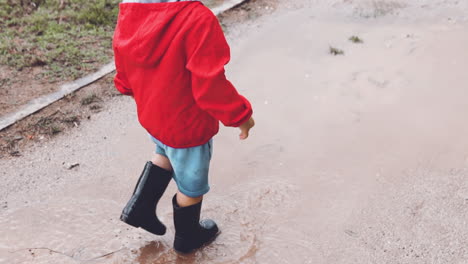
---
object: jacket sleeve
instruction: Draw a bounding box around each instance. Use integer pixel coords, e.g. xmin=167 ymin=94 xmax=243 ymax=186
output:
xmin=185 ymin=9 xmax=252 ymax=127
xmin=113 ymin=47 xmax=133 ymax=96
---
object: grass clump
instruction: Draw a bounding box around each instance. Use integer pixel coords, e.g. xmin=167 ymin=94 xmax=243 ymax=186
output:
xmin=50 ymin=125 xmax=62 ymax=135
xmin=329 ymin=46 xmax=344 ymax=56
xmin=349 ymin=35 xmax=364 ymax=43
xmin=29 ymin=111 xmax=84 ymax=136
xmin=33 ymin=115 xmax=62 ymax=135
xmin=81 ymin=94 xmax=102 ymax=105
xmin=0 ymin=0 xmax=119 ymax=81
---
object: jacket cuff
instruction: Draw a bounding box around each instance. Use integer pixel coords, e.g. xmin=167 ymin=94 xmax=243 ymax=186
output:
xmin=225 ymin=95 xmax=253 ymax=127
xmin=114 ymin=80 xmax=133 ymax=96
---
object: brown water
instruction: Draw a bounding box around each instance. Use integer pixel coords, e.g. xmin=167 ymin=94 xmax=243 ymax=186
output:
xmin=1 ymin=1 xmax=468 ymax=263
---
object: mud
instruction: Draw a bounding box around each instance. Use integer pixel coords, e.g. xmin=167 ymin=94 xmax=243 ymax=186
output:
xmin=0 ymin=66 xmax=59 ymax=117
xmin=0 ymin=74 xmax=121 ymax=158
xmin=1 ymin=0 xmax=468 ymax=263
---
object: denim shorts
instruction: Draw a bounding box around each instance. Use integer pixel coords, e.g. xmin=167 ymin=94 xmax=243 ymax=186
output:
xmin=150 ymin=136 xmax=212 ymax=197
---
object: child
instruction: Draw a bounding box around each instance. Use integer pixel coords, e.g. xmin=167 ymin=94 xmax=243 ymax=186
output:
xmin=112 ymin=0 xmax=254 ymax=253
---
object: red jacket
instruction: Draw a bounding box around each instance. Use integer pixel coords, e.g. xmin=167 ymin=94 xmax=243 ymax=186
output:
xmin=113 ymin=1 xmax=252 ymax=148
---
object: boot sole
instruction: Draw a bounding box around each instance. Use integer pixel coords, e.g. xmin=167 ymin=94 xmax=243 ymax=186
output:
xmin=174 ymin=230 xmax=221 ymax=254
xmin=120 ymin=211 xmax=167 ymax=235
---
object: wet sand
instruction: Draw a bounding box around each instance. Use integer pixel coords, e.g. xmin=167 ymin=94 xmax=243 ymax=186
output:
xmin=1 ymin=0 xmax=468 ymax=263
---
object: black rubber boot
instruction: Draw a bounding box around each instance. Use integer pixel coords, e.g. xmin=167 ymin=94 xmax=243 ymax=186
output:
xmin=172 ymin=194 xmax=219 ymax=253
xmin=120 ymin=161 xmax=172 ymax=235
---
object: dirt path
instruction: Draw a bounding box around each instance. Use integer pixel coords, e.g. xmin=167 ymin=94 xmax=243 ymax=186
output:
xmin=1 ymin=0 xmax=468 ymax=263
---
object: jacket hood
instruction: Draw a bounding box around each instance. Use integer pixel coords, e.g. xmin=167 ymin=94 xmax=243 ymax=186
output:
xmin=113 ymin=1 xmax=200 ymax=67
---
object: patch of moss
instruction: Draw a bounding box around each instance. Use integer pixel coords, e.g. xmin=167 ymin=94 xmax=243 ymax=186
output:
xmin=329 ymin=46 xmax=344 ymax=56
xmin=349 ymin=35 xmax=364 ymax=43
xmin=80 ymin=93 xmax=102 ymax=106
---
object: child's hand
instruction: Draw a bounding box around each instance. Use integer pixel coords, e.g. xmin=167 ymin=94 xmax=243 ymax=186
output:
xmin=239 ymin=117 xmax=255 ymax=140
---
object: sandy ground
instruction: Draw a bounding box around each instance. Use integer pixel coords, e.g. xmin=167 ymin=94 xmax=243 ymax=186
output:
xmin=1 ymin=0 xmax=468 ymax=263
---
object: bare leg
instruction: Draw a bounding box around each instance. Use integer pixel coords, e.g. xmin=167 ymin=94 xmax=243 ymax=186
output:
xmin=176 ymin=191 xmax=202 ymax=207
xmin=151 ymin=153 xmax=173 ymax=171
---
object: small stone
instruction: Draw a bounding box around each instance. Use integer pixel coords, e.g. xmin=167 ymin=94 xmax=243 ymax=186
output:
xmin=65 ymin=163 xmax=80 ymax=170
xmin=344 ymin=229 xmax=359 ymax=237
xmin=9 ymin=151 xmax=21 ymax=157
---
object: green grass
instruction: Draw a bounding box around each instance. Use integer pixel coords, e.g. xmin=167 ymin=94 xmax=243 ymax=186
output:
xmin=349 ymin=35 xmax=364 ymax=43
xmin=80 ymin=93 xmax=102 ymax=105
xmin=329 ymin=46 xmax=344 ymax=56
xmin=0 ymin=0 xmax=119 ymax=81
